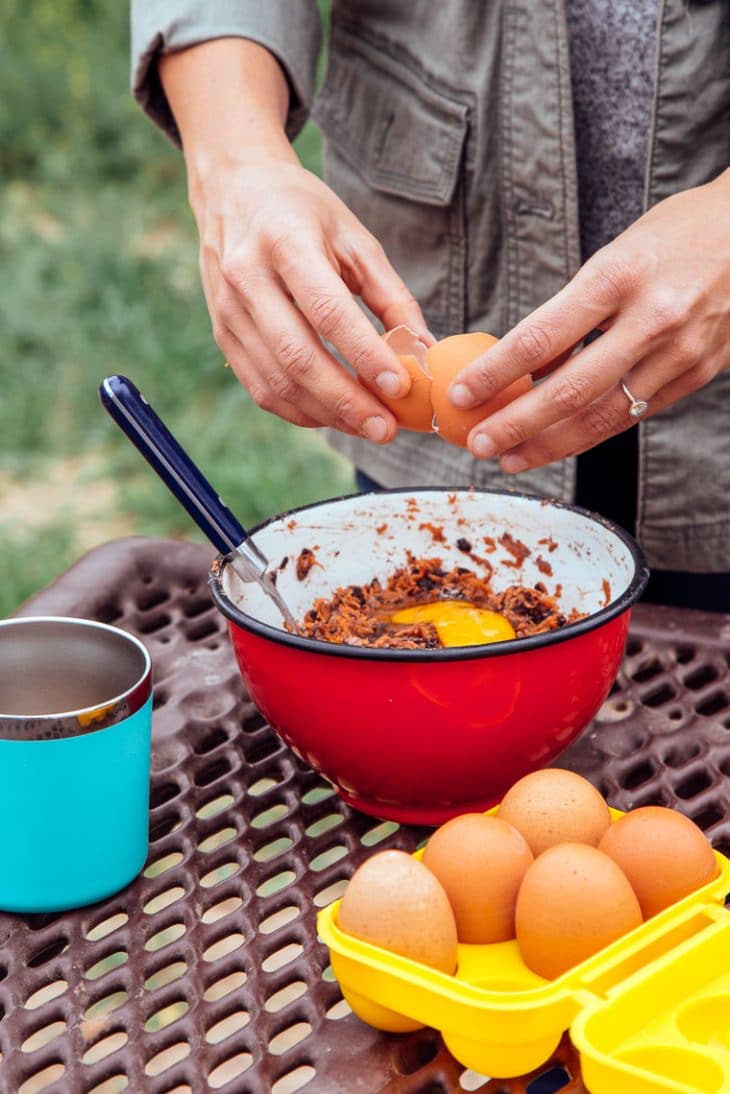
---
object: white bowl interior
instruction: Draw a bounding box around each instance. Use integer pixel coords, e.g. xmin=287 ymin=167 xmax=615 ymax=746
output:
xmin=222 ymin=490 xmax=638 ymax=633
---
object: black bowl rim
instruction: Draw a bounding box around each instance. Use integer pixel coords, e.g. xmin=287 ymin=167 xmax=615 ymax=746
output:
xmin=208 ymin=486 xmax=650 ymax=662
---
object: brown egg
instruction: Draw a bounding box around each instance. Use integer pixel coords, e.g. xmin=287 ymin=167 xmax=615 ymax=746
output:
xmin=360 ymin=328 xmax=531 ymax=448
xmin=376 ymin=326 xmax=432 ymax=430
xmin=497 ymin=768 xmax=611 ymax=856
xmin=422 ymin=813 xmax=533 ymax=943
xmin=515 ymin=843 xmax=643 ymax=979
xmin=598 ymin=806 xmax=719 ymax=919
xmin=337 ymin=849 xmax=458 ymax=973
xmin=428 ymin=332 xmax=532 ymax=447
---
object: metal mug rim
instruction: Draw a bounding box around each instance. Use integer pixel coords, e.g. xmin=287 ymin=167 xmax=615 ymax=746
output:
xmin=0 ymin=616 xmax=152 ymax=740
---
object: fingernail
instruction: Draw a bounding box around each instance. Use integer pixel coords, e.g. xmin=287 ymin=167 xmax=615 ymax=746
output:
xmin=472 ymin=434 xmax=497 ymax=459
xmin=501 ymin=453 xmax=529 ymax=474
xmin=375 ymin=370 xmax=402 ymax=397
xmin=364 ymin=415 xmax=388 ymax=443
xmin=450 ymin=383 xmax=474 ymax=408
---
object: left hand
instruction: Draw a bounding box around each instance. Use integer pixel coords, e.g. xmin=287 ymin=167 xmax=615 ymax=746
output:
xmin=449 ymin=169 xmax=730 ymax=473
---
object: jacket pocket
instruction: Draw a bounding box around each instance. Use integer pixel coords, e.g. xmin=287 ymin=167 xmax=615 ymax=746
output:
xmin=312 ymin=24 xmax=469 ymax=334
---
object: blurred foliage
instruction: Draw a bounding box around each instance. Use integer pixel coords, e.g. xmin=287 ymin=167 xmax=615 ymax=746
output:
xmin=0 ymin=1 xmax=182 ymax=193
xmin=1 ymin=0 xmax=350 ymax=616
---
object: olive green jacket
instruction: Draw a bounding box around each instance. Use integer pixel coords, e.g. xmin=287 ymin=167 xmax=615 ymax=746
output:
xmin=132 ymin=1 xmax=730 ymax=572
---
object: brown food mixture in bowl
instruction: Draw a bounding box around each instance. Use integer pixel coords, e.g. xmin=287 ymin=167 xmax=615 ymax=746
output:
xmin=298 ymin=553 xmax=584 ymax=649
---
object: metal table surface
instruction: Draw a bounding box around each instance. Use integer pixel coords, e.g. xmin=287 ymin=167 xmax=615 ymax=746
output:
xmin=3 ymin=536 xmax=730 ymax=1094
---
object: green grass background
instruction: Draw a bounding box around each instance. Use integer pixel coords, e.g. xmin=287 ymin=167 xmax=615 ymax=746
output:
xmin=0 ymin=0 xmax=350 ymax=617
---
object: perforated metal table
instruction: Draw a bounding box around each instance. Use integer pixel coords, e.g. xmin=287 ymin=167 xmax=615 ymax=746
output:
xmin=3 ymin=537 xmax=730 ymax=1094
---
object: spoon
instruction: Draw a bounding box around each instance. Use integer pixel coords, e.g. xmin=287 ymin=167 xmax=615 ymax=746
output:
xmin=99 ymin=375 xmax=299 ymax=631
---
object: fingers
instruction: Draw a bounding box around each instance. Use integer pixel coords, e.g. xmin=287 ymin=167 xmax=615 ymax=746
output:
xmin=529 ymin=343 xmax=580 ymax=381
xmin=268 ymin=238 xmax=416 ymax=397
xmin=482 ymin=347 xmax=711 ymax=474
xmin=466 ymin=323 xmax=643 ymax=460
xmin=338 ymin=227 xmax=436 ymax=346
xmin=215 ymin=322 xmax=333 ymax=430
xmin=216 ymin=275 xmax=398 ymax=442
xmin=203 ymin=264 xmax=344 ymax=430
xmin=459 ymin=233 xmax=713 ymax=464
xmin=448 ymin=247 xmax=650 ymax=409
xmin=494 ymin=386 xmax=644 ymax=474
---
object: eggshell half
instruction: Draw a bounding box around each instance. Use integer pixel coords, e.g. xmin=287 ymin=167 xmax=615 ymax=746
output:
xmin=359 ymin=329 xmax=531 ymax=448
xmin=360 ymin=325 xmax=432 ymax=431
xmin=381 ymin=351 xmax=433 ymax=430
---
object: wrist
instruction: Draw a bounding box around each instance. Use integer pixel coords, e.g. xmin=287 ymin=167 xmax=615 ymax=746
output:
xmin=160 ymin=37 xmax=298 ymax=191
xmin=185 ymin=132 xmax=297 ymax=198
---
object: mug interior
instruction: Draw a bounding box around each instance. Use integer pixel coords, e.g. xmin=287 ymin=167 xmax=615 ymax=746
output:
xmin=0 ymin=617 xmax=150 ymax=719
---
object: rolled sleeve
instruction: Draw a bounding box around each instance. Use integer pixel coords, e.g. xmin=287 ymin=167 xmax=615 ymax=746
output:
xmin=131 ymin=0 xmax=322 ymax=145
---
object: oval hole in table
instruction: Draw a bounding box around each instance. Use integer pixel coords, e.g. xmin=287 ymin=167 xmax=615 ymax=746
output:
xmin=21 ymin=1020 xmax=67 ymax=1054
xmin=84 ymin=952 xmax=128 ymax=981
xmin=208 ymin=1052 xmax=253 ymax=1089
xmin=86 ymin=912 xmax=128 ymax=942
xmin=203 ymin=969 xmax=247 ymax=1003
xmin=265 ymin=981 xmax=307 ymax=1013
xmin=84 ymin=991 xmax=129 ymax=1022
xmin=200 ymin=862 xmax=241 ymax=889
xmin=269 ymin=1022 xmax=311 ymax=1056
xmin=144 ymin=961 xmax=188 ymax=993
xmin=144 ymin=999 xmax=189 ymax=1033
xmin=198 ymin=827 xmax=237 ymax=854
xmin=24 ymin=980 xmax=67 ymax=1010
xmin=145 ymin=922 xmax=187 ymax=953
xmin=262 ymin=943 xmax=304 ymax=973
xmin=202 ymin=895 xmax=243 ymax=925
xmin=259 ymin=906 xmax=301 ymax=934
xmin=89 ymin=1076 xmax=129 ymax=1094
xmin=271 ymin=1066 xmax=316 ymax=1094
xmin=196 ymin=793 xmax=234 ymax=820
xmin=144 ymin=1041 xmax=191 ymax=1078
xmin=19 ymin=1063 xmax=65 ymax=1094
xmin=82 ymin=1030 xmax=128 ymax=1066
xmin=205 ymin=1009 xmax=250 ymax=1044
xmin=203 ymin=933 xmax=245 ymax=963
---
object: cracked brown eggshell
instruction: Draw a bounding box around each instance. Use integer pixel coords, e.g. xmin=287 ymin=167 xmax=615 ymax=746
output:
xmin=362 ymin=330 xmax=532 ymax=448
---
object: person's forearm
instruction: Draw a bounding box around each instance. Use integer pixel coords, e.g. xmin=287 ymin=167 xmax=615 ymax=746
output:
xmin=159 ymin=38 xmax=298 ymax=189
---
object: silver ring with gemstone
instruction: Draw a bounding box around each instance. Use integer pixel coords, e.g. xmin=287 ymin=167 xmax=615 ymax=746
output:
xmin=621 ymin=381 xmax=649 ymax=420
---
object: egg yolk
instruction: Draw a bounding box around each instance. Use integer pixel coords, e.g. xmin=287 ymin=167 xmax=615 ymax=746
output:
xmin=391 ymin=601 xmax=516 ymax=647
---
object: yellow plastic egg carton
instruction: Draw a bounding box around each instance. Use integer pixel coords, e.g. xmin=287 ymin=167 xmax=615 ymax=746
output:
xmin=317 ymin=823 xmax=730 ymax=1092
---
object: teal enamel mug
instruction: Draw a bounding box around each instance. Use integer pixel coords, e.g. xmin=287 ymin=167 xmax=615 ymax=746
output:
xmin=0 ymin=616 xmax=152 ymax=912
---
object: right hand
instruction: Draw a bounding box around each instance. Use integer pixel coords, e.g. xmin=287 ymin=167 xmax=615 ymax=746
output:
xmin=189 ymin=152 xmax=432 ymax=441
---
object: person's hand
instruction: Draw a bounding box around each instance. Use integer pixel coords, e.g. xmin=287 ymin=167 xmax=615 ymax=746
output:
xmin=448 ymin=169 xmax=730 ymax=472
xmin=160 ymin=37 xmax=431 ymax=442
xmin=191 ymin=152 xmax=432 ymax=441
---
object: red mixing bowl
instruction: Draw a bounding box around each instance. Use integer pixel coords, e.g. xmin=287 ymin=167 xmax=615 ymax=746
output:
xmin=209 ymin=488 xmax=648 ymax=824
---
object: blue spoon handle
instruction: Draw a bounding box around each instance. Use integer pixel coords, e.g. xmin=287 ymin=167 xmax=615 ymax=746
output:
xmin=99 ymin=375 xmax=247 ymax=557
xmin=100 ymin=375 xmax=299 ymax=629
